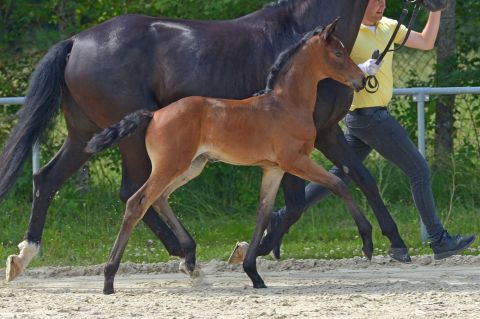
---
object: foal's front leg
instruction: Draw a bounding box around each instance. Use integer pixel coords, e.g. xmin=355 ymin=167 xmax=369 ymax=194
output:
xmin=286 ymin=155 xmax=374 ymax=258
xmin=243 ymin=166 xmax=284 ymax=288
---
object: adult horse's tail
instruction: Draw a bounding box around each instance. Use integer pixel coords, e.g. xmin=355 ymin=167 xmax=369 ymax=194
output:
xmin=85 ymin=109 xmax=153 ymax=154
xmin=0 ymin=39 xmax=73 ymax=200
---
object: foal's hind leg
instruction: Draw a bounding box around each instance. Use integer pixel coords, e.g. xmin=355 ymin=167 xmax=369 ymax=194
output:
xmin=286 ymin=155 xmax=374 ymax=259
xmin=243 ymin=166 xmax=284 ymax=289
xmin=118 ymin=138 xmax=183 ymax=258
xmin=152 ymin=155 xmax=209 ymax=276
xmin=103 ymin=171 xmax=177 ymax=294
xmin=103 ymin=154 xmax=203 ymax=294
xmin=6 ymin=136 xmax=91 ymax=281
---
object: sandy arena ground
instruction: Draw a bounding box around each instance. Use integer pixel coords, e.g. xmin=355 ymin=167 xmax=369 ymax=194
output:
xmin=1 ymin=255 xmax=480 ymax=318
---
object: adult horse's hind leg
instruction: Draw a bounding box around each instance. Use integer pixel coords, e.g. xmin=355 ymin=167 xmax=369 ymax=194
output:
xmin=243 ymin=166 xmax=284 ymax=289
xmin=6 ymin=135 xmax=91 ymax=281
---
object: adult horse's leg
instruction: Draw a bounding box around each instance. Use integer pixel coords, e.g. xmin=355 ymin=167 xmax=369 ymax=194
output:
xmin=314 ymin=126 xmax=409 ymax=260
xmin=256 ymin=173 xmax=305 ymax=257
xmin=6 ymin=134 xmax=91 ymax=281
xmin=117 ymin=135 xmax=183 ymax=258
xmin=243 ymin=167 xmax=284 ymax=288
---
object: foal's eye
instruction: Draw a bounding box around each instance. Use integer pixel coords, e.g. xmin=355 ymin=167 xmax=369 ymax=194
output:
xmin=335 ymin=51 xmax=342 ymax=58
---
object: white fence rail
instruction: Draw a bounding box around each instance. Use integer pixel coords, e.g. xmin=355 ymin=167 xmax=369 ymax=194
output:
xmin=0 ymin=97 xmax=40 ymax=174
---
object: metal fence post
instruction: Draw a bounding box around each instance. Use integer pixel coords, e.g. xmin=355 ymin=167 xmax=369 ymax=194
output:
xmin=413 ymin=92 xmax=429 ymax=242
xmin=32 ymin=139 xmax=43 ymax=257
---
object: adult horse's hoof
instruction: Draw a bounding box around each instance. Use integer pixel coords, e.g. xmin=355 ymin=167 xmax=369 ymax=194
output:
xmin=228 ymin=241 xmax=249 ymax=264
xmin=253 ymin=281 xmax=267 ymax=289
xmin=259 ymin=210 xmax=286 ymax=259
xmin=5 ymin=255 xmax=23 ymax=282
xmin=362 ymin=248 xmax=373 ymax=261
xmin=103 ymin=287 xmax=115 ymax=295
xmin=271 ymin=242 xmax=282 ymax=261
xmin=388 ymin=247 xmax=412 ymax=263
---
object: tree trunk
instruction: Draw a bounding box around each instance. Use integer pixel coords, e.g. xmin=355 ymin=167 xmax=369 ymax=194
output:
xmin=55 ymin=0 xmax=76 ymax=32
xmin=434 ymin=0 xmax=456 ymax=165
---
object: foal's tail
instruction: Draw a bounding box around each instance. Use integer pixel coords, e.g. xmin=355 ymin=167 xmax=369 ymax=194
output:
xmin=85 ymin=109 xmax=153 ymax=154
xmin=0 ymin=39 xmax=73 ymax=200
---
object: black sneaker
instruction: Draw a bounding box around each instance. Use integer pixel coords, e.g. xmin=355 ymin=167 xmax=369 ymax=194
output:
xmin=430 ymin=232 xmax=476 ymax=260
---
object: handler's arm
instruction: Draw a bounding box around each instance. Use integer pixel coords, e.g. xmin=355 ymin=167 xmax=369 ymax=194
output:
xmin=404 ymin=11 xmax=441 ymax=51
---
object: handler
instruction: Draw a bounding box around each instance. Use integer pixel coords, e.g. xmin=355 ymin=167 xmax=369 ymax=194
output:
xmin=269 ymin=0 xmax=475 ymax=260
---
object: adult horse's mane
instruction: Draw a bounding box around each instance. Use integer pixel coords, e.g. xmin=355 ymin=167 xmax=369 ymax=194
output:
xmin=263 ymin=25 xmax=325 ymax=93
xmin=265 ymin=0 xmax=301 ymax=8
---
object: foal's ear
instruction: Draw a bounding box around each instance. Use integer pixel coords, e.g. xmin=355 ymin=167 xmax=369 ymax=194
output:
xmin=322 ymin=17 xmax=340 ymax=40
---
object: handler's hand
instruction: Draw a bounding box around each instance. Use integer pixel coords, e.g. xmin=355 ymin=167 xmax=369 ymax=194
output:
xmin=358 ymin=59 xmax=382 ymax=76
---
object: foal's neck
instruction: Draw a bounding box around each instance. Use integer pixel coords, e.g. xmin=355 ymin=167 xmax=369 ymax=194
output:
xmin=272 ymin=43 xmax=326 ymax=114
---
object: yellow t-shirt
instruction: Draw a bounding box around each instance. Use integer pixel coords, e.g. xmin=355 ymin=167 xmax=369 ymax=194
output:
xmin=350 ymin=17 xmax=408 ymax=110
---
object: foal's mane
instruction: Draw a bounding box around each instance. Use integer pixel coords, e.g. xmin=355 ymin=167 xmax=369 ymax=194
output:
xmin=258 ymin=25 xmax=325 ymax=95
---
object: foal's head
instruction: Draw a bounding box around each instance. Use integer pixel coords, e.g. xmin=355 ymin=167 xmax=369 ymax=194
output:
xmin=263 ymin=19 xmax=365 ymax=95
xmin=312 ymin=18 xmax=366 ymax=92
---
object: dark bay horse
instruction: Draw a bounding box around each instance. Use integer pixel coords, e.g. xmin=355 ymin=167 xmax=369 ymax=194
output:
xmin=86 ymin=21 xmax=369 ymax=293
xmin=2 ymin=0 xmax=445 ymax=281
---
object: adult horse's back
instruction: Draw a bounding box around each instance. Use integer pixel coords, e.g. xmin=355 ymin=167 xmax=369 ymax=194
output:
xmin=2 ymin=0 xmax=406 ymax=281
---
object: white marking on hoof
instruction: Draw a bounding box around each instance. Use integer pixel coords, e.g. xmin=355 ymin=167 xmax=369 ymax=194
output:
xmin=6 ymin=255 xmax=22 ymax=282
xmin=269 ymin=250 xmax=281 ymax=262
xmin=227 ymin=241 xmax=249 ymax=264
xmin=5 ymin=241 xmax=39 ymax=282
xmin=190 ymin=267 xmax=206 ymax=287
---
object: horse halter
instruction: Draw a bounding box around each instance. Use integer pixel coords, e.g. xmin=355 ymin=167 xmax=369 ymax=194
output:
xmin=365 ymin=0 xmax=423 ymax=94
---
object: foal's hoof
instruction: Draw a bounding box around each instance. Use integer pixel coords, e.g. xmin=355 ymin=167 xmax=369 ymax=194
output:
xmin=179 ymin=260 xmax=203 ymax=278
xmin=388 ymin=247 xmax=412 ymax=263
xmin=228 ymin=241 xmax=249 ymax=264
xmin=5 ymin=255 xmax=23 ymax=282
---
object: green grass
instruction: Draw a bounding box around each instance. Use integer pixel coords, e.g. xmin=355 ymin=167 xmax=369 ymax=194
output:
xmin=1 ymin=156 xmax=479 ymax=268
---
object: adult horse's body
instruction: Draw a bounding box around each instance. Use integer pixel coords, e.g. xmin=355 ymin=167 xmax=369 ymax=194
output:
xmin=1 ymin=0 xmax=446 ymax=280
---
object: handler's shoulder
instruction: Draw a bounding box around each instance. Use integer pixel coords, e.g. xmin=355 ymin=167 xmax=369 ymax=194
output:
xmin=379 ymin=17 xmax=400 ymax=29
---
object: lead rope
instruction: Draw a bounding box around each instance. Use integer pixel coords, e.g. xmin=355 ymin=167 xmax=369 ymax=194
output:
xmin=365 ymin=0 xmax=422 ymax=93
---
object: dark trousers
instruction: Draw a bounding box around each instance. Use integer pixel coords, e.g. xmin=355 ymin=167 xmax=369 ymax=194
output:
xmin=305 ymin=107 xmax=445 ymax=241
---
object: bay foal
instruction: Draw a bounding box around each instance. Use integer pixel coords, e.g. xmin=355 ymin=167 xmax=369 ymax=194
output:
xmin=86 ymin=20 xmax=370 ymax=294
